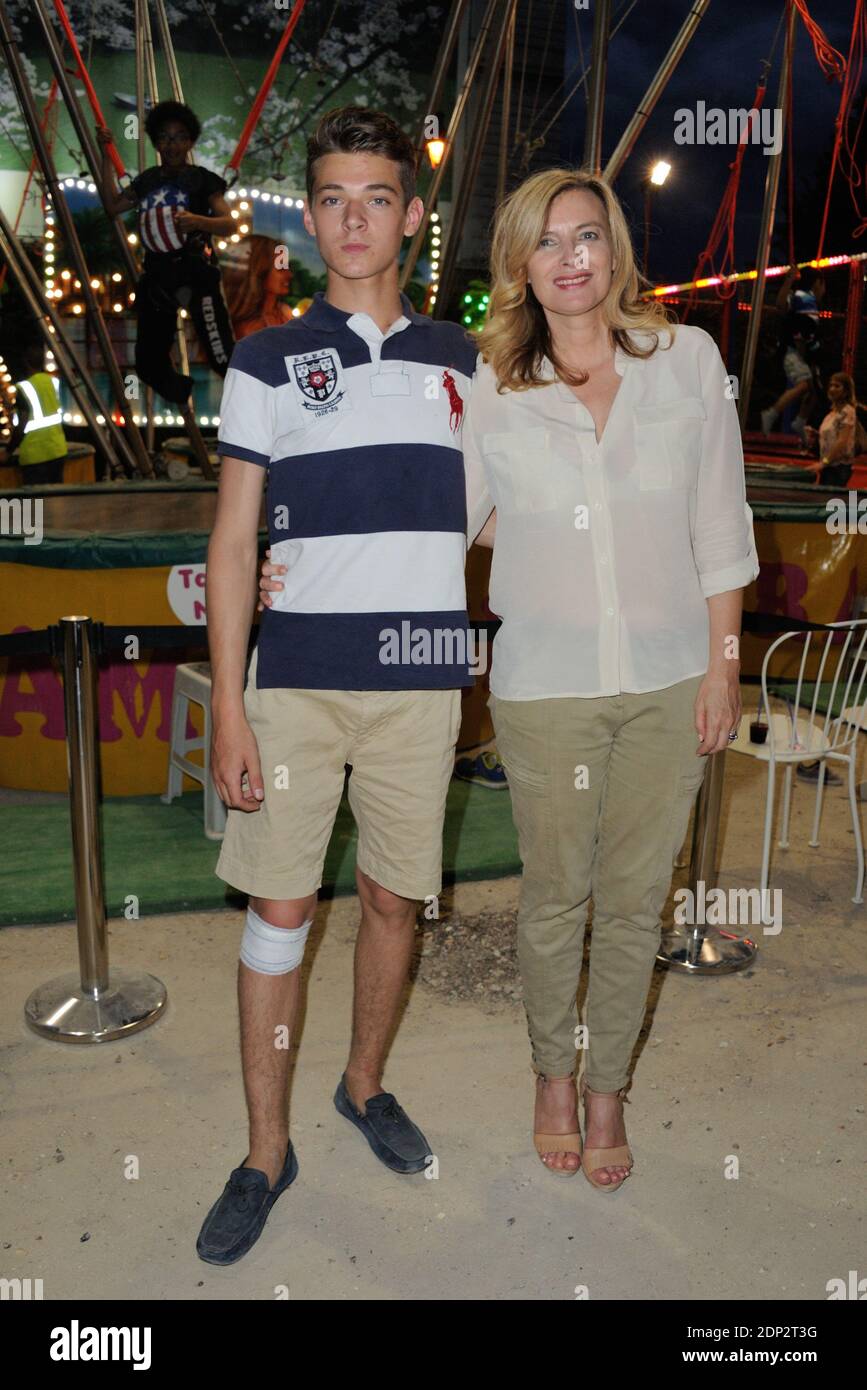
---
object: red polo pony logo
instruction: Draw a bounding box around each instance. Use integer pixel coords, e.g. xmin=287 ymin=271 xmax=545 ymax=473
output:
xmin=442 ymin=368 xmax=463 ymax=432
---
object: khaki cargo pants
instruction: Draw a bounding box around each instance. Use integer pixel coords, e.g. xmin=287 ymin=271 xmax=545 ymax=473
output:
xmin=489 ymin=674 xmax=707 ymax=1091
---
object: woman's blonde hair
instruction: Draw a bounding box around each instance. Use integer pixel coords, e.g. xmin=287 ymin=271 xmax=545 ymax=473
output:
xmin=475 ymin=166 xmax=677 ymax=392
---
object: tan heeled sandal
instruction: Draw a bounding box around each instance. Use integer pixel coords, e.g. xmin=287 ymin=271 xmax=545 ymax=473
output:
xmin=579 ymin=1074 xmax=634 ymax=1193
xmin=533 ymin=1072 xmax=583 ymax=1178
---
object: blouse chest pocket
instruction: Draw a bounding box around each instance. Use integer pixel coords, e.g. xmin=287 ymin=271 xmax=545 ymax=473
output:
xmin=482 ymin=426 xmax=557 ymax=514
xmin=633 ymin=396 xmax=706 ymax=491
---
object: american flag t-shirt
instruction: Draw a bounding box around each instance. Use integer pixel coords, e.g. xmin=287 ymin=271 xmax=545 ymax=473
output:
xmin=137 ymin=182 xmax=189 ymax=254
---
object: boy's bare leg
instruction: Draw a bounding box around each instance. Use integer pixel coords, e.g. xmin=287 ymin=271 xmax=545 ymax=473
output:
xmin=770 ymin=379 xmax=809 ymax=416
xmin=343 ymin=867 xmax=417 ymax=1111
xmin=239 ymin=893 xmax=316 ymax=1188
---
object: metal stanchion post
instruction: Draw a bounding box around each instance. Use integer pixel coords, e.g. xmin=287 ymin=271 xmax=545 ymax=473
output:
xmin=657 ymin=748 xmax=758 ymax=974
xmin=24 ymin=616 xmax=167 ymax=1041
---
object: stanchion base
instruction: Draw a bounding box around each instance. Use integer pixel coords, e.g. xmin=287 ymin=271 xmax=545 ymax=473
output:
xmin=657 ymin=926 xmax=758 ymax=975
xmin=24 ymin=969 xmax=167 ymax=1042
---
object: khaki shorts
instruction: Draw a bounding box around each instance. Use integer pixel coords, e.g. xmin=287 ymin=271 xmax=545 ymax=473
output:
xmin=215 ymin=646 xmax=463 ymax=902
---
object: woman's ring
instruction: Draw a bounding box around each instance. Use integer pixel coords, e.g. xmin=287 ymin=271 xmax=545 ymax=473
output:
xmin=727 ymin=730 xmax=738 ymax=742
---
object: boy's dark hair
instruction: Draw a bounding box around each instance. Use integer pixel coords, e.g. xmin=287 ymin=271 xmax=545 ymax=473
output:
xmin=145 ymin=100 xmax=201 ymax=148
xmin=306 ymin=106 xmax=418 ymax=208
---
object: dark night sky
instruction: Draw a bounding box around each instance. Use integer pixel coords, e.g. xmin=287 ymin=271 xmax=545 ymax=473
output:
xmin=559 ymin=0 xmax=860 ymax=283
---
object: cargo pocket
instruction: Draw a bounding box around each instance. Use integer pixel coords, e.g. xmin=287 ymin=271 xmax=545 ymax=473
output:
xmin=482 ymin=426 xmax=558 ymax=514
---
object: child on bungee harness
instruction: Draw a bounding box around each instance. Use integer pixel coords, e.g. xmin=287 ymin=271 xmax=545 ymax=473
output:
xmin=98 ymin=100 xmax=236 ymax=406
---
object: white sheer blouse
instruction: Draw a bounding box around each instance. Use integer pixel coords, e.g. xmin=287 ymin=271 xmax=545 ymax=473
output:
xmin=464 ymin=324 xmax=761 ymax=699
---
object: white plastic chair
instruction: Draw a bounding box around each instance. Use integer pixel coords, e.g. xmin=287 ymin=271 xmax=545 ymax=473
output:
xmin=161 ymin=661 xmax=227 ymax=839
xmin=728 ymin=618 xmax=867 ymax=904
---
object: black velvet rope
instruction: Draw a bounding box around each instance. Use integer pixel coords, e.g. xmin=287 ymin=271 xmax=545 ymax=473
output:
xmin=0 ymin=610 xmax=852 ymax=661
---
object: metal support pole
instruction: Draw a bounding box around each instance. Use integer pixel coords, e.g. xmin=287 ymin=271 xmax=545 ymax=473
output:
xmin=24 ymin=618 xmax=167 ymax=1042
xmin=583 ymin=0 xmax=611 ymax=174
xmin=33 ymin=0 xmax=153 ymax=471
xmin=410 ymin=0 xmax=471 ymax=155
xmin=0 ymin=204 xmax=132 ymax=479
xmin=137 ymin=0 xmax=156 ymax=454
xmin=604 ymin=0 xmax=711 ymax=183
xmin=147 ymin=0 xmax=217 ymax=479
xmin=657 ymin=750 xmax=758 ymax=973
xmin=737 ymin=0 xmax=798 ymax=429
xmin=0 ymin=0 xmax=154 ymax=477
xmin=841 ymin=258 xmax=864 ymax=378
xmin=140 ymin=0 xmax=160 ymax=101
xmin=408 ymin=0 xmax=469 ymax=187
xmin=399 ymin=0 xmax=503 ymax=291
xmin=31 ymin=0 xmax=140 ymax=285
xmin=151 ymin=0 xmax=187 ymax=105
xmin=435 ymin=0 xmax=516 ymax=316
xmin=496 ymin=1 xmax=516 ymax=208
xmin=135 ymin=0 xmax=148 ymax=173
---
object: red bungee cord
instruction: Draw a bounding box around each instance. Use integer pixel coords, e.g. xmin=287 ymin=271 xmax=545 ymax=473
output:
xmin=813 ymin=0 xmax=866 ymax=252
xmin=225 ymin=0 xmax=308 ymax=177
xmin=682 ymin=77 xmax=769 ymax=326
xmin=50 ymin=0 xmax=125 ymax=179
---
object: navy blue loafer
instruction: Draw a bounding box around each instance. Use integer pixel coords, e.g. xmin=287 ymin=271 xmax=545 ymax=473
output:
xmin=196 ymin=1139 xmax=298 ymax=1266
xmin=333 ymin=1074 xmax=432 ymax=1174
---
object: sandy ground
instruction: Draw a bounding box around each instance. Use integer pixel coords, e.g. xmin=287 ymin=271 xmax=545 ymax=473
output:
xmin=1 ymin=736 xmax=865 ymax=1302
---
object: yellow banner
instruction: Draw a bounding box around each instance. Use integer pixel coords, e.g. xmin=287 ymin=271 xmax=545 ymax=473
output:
xmin=1 ymin=516 xmax=863 ymax=793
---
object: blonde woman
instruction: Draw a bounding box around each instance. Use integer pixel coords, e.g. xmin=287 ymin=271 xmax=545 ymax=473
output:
xmin=259 ymin=166 xmax=759 ymax=1193
xmin=461 ymin=167 xmax=759 ymax=1192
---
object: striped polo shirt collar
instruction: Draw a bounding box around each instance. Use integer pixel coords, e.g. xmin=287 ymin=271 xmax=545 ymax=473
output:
xmin=303 ymin=289 xmax=431 ymax=336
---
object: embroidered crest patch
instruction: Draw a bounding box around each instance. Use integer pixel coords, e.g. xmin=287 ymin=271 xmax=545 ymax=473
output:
xmin=285 ymin=350 xmax=349 ymax=416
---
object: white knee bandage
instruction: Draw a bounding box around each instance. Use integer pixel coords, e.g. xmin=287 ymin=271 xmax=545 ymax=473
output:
xmin=240 ymin=906 xmax=313 ymax=975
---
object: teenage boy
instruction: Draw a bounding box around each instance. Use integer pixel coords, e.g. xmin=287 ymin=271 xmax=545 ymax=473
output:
xmin=198 ymin=106 xmax=489 ymax=1266
xmin=97 ymin=101 xmax=236 ymax=405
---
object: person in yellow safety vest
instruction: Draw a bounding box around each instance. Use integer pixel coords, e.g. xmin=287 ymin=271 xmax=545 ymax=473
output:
xmin=0 ymin=339 xmax=68 ymax=485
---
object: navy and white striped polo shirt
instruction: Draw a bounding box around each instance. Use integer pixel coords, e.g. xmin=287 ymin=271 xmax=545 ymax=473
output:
xmin=216 ymin=290 xmax=478 ymax=690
